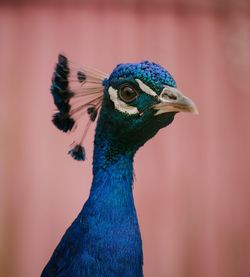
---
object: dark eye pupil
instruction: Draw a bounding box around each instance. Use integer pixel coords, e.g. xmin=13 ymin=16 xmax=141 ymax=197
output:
xmin=119 ymin=85 xmax=138 ymax=102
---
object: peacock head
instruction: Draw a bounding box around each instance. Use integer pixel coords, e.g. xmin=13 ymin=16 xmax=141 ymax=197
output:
xmin=97 ymin=61 xmax=198 ymax=151
xmin=51 ymin=55 xmax=198 ymax=160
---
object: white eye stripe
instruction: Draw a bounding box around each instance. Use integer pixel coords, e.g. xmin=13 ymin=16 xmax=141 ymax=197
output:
xmin=135 ymin=79 xmax=158 ymax=97
xmin=108 ymin=87 xmax=139 ymax=115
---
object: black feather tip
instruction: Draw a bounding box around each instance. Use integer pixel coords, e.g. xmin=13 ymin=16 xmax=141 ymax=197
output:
xmin=52 ymin=112 xmax=75 ymax=132
xmin=77 ymin=71 xmax=86 ymax=83
xmin=58 ymin=54 xmax=68 ymax=65
xmin=50 ymin=86 xmax=72 ymax=113
xmin=68 ymin=144 xmax=86 ymax=161
xmin=87 ymin=106 xmax=98 ymax=122
xmin=50 ymin=83 xmax=73 ymax=100
xmin=52 ymin=71 xmax=68 ymax=86
xmin=55 ymin=54 xmax=69 ymax=78
xmin=50 ymin=54 xmax=74 ymax=115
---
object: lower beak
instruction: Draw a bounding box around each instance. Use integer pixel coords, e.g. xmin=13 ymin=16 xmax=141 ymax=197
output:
xmin=154 ymin=86 xmax=198 ymax=115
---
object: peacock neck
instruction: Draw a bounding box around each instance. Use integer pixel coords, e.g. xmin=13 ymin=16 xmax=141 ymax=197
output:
xmin=88 ymin=117 xmax=137 ymax=215
xmin=78 ymin=115 xmax=143 ymax=277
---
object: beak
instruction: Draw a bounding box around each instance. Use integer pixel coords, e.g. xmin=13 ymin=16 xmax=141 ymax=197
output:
xmin=154 ymin=86 xmax=198 ymax=115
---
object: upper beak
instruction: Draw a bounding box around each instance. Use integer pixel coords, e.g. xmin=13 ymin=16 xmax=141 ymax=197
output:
xmin=154 ymin=86 xmax=198 ymax=115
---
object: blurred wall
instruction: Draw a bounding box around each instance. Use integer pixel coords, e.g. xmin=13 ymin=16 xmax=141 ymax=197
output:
xmin=1 ymin=1 xmax=250 ymax=277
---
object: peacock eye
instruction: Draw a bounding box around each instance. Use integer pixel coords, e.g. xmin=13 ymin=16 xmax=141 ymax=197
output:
xmin=118 ymin=84 xmax=138 ymax=103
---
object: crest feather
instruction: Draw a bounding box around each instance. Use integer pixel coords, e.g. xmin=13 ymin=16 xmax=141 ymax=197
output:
xmin=50 ymin=54 xmax=108 ymax=161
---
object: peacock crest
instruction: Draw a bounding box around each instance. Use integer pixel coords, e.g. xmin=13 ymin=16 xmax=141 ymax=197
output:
xmin=51 ymin=54 xmax=108 ymax=161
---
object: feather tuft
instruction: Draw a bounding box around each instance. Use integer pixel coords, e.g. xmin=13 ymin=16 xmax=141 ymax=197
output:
xmin=68 ymin=144 xmax=86 ymax=161
xmin=50 ymin=54 xmax=107 ymax=159
xmin=52 ymin=112 xmax=75 ymax=132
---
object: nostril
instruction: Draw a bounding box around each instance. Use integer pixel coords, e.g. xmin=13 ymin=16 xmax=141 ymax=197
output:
xmin=162 ymin=91 xmax=177 ymax=101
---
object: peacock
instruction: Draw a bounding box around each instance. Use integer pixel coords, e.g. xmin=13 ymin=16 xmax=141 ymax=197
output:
xmin=41 ymin=54 xmax=198 ymax=277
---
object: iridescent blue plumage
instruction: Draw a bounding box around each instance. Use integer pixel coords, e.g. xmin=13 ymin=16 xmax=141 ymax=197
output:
xmin=42 ymin=56 xmax=197 ymax=276
xmin=107 ymin=61 xmax=177 ymax=92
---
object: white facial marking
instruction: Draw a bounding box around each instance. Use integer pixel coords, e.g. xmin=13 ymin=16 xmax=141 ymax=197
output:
xmin=108 ymin=87 xmax=139 ymax=115
xmin=135 ymin=79 xmax=158 ymax=97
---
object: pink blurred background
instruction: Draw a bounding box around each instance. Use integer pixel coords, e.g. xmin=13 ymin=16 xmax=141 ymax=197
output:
xmin=1 ymin=1 xmax=250 ymax=276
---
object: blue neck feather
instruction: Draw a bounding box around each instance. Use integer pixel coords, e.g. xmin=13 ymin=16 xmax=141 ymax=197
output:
xmin=88 ymin=132 xmax=136 ymax=221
